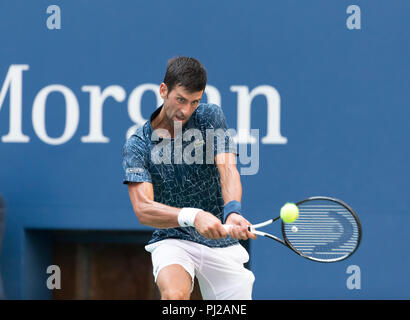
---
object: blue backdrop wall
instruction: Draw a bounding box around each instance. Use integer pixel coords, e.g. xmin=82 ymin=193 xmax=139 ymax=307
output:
xmin=0 ymin=0 xmax=409 ymax=299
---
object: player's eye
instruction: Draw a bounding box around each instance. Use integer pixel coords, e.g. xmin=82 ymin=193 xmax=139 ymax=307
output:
xmin=177 ymin=97 xmax=185 ymax=103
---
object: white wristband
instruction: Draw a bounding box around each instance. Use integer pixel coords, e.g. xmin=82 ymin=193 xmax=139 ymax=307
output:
xmin=178 ymin=208 xmax=201 ymax=227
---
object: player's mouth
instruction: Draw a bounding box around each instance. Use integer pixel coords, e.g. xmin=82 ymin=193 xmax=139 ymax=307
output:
xmin=174 ymin=115 xmax=186 ymax=121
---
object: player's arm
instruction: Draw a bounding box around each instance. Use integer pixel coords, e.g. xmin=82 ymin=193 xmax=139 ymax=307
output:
xmin=216 ymin=152 xmax=242 ymax=204
xmin=124 ymin=135 xmax=227 ymax=239
xmin=127 ymin=182 xmax=180 ymax=228
xmin=127 ymin=182 xmax=227 ymax=239
xmin=215 ymin=152 xmax=257 ymax=240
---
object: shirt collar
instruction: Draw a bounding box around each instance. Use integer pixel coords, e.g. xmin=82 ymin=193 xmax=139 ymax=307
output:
xmin=144 ymin=105 xmax=163 ymax=141
xmin=145 ymin=104 xmax=197 ymax=142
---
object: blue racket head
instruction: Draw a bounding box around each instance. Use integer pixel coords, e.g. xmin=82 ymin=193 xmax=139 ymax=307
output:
xmin=281 ymin=197 xmax=362 ymax=263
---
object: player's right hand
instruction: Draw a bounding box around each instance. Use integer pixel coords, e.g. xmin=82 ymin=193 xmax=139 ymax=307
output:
xmin=194 ymin=210 xmax=228 ymax=239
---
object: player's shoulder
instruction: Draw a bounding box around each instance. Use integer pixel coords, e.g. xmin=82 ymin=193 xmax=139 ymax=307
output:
xmin=123 ymin=124 xmax=149 ymax=152
xmin=196 ymin=103 xmax=224 ymax=117
xmin=194 ymin=103 xmax=226 ymax=126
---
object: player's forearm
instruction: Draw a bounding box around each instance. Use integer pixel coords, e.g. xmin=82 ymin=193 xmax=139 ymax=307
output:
xmin=134 ymin=199 xmax=182 ymax=228
xmin=219 ymin=163 xmax=242 ymax=204
xmin=128 ymin=183 xmax=183 ymax=229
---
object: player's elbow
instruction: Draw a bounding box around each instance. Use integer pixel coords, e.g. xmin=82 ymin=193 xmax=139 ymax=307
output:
xmin=133 ymin=201 xmax=153 ymax=226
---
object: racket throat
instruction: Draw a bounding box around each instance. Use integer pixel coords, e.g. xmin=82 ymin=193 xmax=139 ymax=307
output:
xmin=248 ymin=228 xmax=286 ymax=245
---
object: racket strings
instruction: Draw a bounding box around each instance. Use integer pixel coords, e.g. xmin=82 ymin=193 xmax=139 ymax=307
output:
xmin=283 ymin=203 xmax=360 ymax=262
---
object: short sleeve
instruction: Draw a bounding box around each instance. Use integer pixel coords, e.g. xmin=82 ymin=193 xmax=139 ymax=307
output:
xmin=198 ymin=104 xmax=237 ymax=157
xmin=122 ymin=136 xmax=152 ymax=184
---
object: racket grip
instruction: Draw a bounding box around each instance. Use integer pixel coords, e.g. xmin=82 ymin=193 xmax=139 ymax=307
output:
xmin=223 ymin=224 xmax=254 ymax=234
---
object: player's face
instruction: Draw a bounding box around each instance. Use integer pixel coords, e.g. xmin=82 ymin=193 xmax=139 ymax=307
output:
xmin=160 ymin=83 xmax=203 ymax=127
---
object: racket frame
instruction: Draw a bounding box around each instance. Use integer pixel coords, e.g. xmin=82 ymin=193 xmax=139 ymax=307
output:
xmin=247 ymin=196 xmax=362 ymax=263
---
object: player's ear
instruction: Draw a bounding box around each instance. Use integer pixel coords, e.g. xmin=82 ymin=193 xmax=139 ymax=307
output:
xmin=159 ymin=83 xmax=168 ymax=99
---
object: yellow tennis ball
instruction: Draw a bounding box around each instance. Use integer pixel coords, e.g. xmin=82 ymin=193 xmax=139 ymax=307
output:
xmin=280 ymin=203 xmax=299 ymax=223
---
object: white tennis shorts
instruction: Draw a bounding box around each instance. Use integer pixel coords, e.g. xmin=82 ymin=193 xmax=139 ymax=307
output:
xmin=145 ymin=239 xmax=255 ymax=300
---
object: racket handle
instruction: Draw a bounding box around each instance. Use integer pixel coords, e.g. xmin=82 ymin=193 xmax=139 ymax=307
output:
xmin=223 ymin=224 xmax=253 ymax=232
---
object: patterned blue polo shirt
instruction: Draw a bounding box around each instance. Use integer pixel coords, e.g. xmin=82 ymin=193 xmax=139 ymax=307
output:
xmin=122 ymin=103 xmax=239 ymax=248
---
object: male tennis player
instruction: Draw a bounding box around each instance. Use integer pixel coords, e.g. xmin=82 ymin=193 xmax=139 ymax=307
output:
xmin=122 ymin=57 xmax=256 ymax=300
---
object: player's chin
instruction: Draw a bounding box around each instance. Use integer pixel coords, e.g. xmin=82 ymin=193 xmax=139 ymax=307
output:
xmin=173 ymin=117 xmax=187 ymax=124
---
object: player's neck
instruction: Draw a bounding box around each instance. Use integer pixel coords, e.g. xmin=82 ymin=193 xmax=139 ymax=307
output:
xmin=151 ymin=107 xmax=179 ymax=138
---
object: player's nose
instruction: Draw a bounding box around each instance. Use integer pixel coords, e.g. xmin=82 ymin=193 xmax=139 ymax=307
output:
xmin=180 ymin=105 xmax=191 ymax=116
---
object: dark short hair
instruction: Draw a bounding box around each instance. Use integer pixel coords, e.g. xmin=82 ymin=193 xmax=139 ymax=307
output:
xmin=163 ymin=57 xmax=207 ymax=93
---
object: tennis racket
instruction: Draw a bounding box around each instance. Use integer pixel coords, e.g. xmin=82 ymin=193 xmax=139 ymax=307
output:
xmin=223 ymin=196 xmax=362 ymax=263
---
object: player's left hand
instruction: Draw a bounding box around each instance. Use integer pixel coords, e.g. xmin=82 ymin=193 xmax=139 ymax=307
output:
xmin=225 ymin=213 xmax=257 ymax=240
